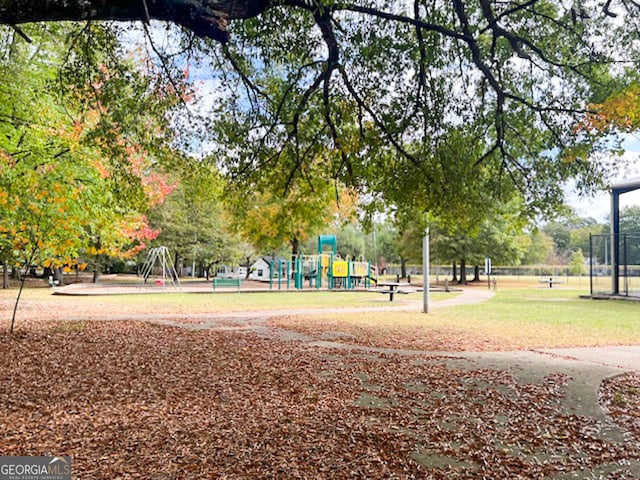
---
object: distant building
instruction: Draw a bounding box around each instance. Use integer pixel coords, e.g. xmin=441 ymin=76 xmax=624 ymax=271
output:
xmin=215 ymin=265 xmax=247 ymax=278
xmin=249 ymin=256 xmax=287 ymax=281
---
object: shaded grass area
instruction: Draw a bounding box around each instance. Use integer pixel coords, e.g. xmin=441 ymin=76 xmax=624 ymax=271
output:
xmin=1 ymin=321 xmax=637 ymax=479
xmin=270 ymin=287 xmax=640 ymax=351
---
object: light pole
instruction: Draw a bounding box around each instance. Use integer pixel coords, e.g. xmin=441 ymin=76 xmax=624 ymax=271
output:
xmin=373 ymin=223 xmax=377 ymax=273
xmin=423 ymin=217 xmax=430 ymax=314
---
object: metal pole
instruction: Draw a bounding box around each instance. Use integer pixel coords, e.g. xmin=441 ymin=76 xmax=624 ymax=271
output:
xmin=624 ymin=233 xmax=628 ymax=296
xmin=423 ymin=224 xmax=430 ymax=314
xmin=611 ymin=190 xmax=620 ymax=294
xmin=269 ymin=258 xmax=273 ymax=290
xmin=589 ymin=233 xmax=593 ymax=296
xmin=161 ymin=247 xmax=166 ymax=288
xmin=373 ymin=226 xmax=377 ymax=276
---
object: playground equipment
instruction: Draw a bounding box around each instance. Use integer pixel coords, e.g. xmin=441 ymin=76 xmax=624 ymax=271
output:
xmin=265 ymin=235 xmax=378 ymax=290
xmin=138 ymin=246 xmax=181 ymax=289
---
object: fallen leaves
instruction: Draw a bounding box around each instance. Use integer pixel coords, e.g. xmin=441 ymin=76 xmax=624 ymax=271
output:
xmin=267 ymin=314 xmax=516 ymax=352
xmin=600 ymin=372 xmax=640 ymax=442
xmin=1 ymin=321 xmax=639 ymax=478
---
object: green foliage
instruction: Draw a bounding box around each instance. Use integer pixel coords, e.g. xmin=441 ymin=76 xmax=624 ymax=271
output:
xmin=366 ymin=221 xmax=401 ymax=266
xmin=335 ymin=223 xmax=365 ymax=259
xmin=190 ymin=1 xmax=637 ymax=229
xmin=618 ymin=206 xmax=640 ymax=265
xmin=428 ymin=199 xmax=528 ymax=270
xmin=620 ymin=206 xmax=640 ymax=234
xmin=148 ymin=159 xmax=244 ymax=275
xmin=520 ymin=230 xmax=555 ymax=265
xmin=542 ymin=209 xmax=603 ymax=262
xmin=0 ymin=25 xmax=96 ymax=269
xmin=569 ymin=249 xmax=587 ymax=276
xmin=4 ymin=1 xmax=637 ymax=285
xmin=0 ymin=24 xmax=183 ymax=280
xmin=222 ymin=150 xmax=358 ymax=256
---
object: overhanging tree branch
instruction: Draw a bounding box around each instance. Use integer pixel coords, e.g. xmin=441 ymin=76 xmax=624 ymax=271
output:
xmin=0 ymin=0 xmax=272 ymax=43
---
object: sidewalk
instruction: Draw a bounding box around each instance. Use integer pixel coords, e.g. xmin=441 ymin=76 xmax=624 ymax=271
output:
xmin=430 ymin=285 xmax=495 ymax=308
xmin=537 ymin=345 xmax=640 ymax=371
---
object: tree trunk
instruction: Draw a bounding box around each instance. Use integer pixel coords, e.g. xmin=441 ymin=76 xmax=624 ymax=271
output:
xmin=54 ymin=267 xmax=64 ymax=286
xmin=473 ymin=265 xmax=481 ymax=282
xmin=244 ymin=255 xmax=252 ymax=279
xmin=459 ymin=259 xmax=467 ymax=285
xmin=0 ymin=0 xmax=271 ymax=43
xmin=2 ymin=259 xmax=8 ymax=289
xmin=205 ymin=262 xmax=216 ymax=280
xmin=43 ymin=266 xmax=54 ymax=280
xmin=451 ymin=262 xmax=457 ymax=283
xmin=92 ymin=259 xmax=101 ymax=283
xmin=400 ymin=258 xmax=407 ymax=279
xmin=290 ymin=236 xmax=300 ymax=261
xmin=174 ymin=251 xmax=180 ymax=279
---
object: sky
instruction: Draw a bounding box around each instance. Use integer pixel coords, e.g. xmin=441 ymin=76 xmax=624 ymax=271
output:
xmin=565 ymin=136 xmax=640 ymax=222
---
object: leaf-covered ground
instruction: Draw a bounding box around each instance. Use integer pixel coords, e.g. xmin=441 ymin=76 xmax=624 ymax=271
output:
xmin=600 ymin=372 xmax=640 ymax=444
xmin=2 ymin=320 xmax=639 ymax=479
xmin=267 ymin=314 xmax=517 ymax=352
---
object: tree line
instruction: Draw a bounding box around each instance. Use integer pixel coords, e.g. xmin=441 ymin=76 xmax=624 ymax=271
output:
xmin=3 ymin=2 xmax=640 ymax=287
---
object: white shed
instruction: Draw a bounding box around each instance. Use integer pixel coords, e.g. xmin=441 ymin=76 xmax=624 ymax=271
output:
xmin=249 ymin=257 xmax=287 ymax=281
xmin=249 ymin=258 xmax=270 ymax=281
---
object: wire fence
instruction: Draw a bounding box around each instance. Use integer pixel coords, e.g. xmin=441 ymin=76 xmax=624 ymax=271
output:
xmin=588 ymin=233 xmax=640 ymax=297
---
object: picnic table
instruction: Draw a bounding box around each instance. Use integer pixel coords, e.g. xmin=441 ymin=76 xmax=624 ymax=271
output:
xmin=539 ymin=277 xmax=563 ymax=288
xmin=373 ymin=282 xmax=412 ymax=302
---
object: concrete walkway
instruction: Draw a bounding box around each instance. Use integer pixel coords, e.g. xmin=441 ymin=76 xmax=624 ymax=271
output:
xmin=537 ymin=346 xmax=640 ymax=371
xmin=60 ymin=283 xmax=640 ymax=374
xmin=53 ymin=284 xmax=640 ymax=378
xmin=430 ymin=285 xmax=495 ymax=308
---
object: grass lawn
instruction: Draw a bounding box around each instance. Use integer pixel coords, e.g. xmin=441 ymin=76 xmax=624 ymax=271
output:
xmin=269 ymin=286 xmax=640 ymax=351
xmin=2 ymin=278 xmax=640 ymax=351
xmin=438 ymin=287 xmax=640 ymax=347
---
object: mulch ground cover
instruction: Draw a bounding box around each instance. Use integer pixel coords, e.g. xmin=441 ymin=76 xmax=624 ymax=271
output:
xmin=2 ymin=320 xmax=640 ymax=479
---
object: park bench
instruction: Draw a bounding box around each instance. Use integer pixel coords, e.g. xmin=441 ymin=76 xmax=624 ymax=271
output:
xmin=213 ymin=277 xmax=241 ymax=291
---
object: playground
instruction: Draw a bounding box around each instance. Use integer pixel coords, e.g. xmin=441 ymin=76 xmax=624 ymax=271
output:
xmin=59 ymin=235 xmax=427 ymax=301
xmin=242 ymin=235 xmax=380 ymax=291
